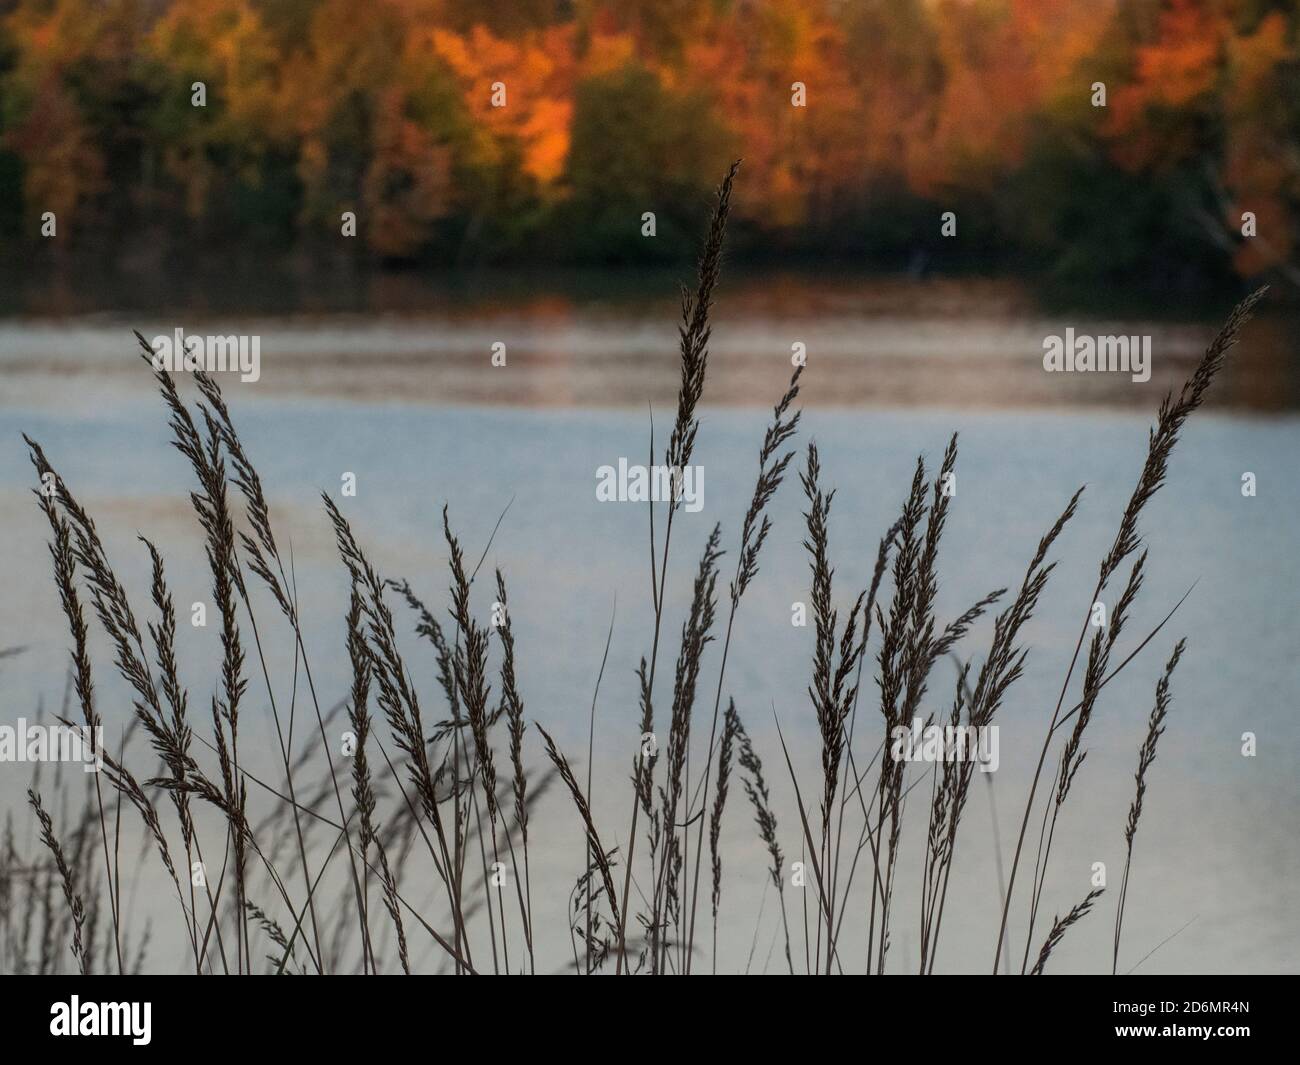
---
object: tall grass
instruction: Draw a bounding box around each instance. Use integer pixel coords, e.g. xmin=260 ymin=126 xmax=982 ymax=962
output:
xmin=2 ymin=168 xmax=1266 ymax=975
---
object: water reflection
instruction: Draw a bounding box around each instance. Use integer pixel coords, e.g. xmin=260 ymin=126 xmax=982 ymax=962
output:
xmin=2 ymin=275 xmax=1296 ymax=412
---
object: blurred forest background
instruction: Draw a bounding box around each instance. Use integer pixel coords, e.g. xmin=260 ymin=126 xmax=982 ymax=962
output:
xmin=0 ymin=0 xmax=1297 ymax=296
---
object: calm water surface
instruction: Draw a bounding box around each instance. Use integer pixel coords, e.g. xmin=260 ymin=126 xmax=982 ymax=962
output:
xmin=0 ymin=279 xmax=1295 ymax=973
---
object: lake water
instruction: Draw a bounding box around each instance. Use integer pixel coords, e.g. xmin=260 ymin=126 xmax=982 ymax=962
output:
xmin=1 ymin=277 xmax=1296 ymax=973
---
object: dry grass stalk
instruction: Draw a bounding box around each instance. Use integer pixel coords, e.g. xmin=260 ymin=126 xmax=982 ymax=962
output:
xmin=1029 ymin=887 xmax=1104 ymax=975
xmin=615 ymin=160 xmax=740 ymax=973
xmin=1113 ymin=638 xmax=1186 ymax=975
xmin=994 ymin=285 xmax=1267 ymax=974
xmin=27 ymin=789 xmax=88 ymax=974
